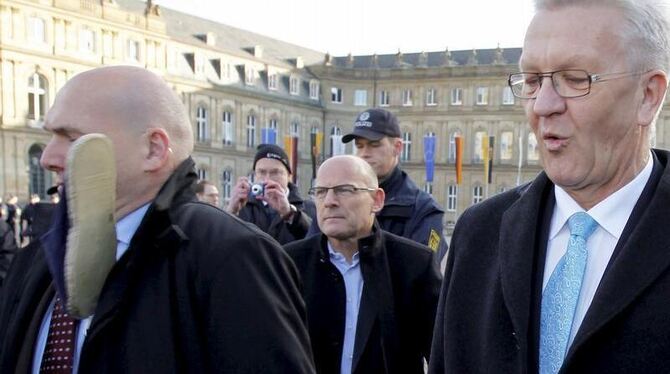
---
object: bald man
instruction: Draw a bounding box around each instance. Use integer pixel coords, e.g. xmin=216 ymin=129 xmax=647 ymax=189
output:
xmin=0 ymin=66 xmax=314 ymax=373
xmin=285 ymin=155 xmax=441 ymax=374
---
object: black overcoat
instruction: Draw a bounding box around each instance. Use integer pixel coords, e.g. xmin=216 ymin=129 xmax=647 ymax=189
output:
xmin=429 ymin=149 xmax=670 ymax=373
xmin=0 ymin=158 xmax=315 ymax=374
xmin=286 ymin=223 xmax=441 ymax=374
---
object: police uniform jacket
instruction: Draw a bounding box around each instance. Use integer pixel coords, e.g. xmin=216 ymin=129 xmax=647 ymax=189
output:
xmin=378 ymin=166 xmax=446 ymax=255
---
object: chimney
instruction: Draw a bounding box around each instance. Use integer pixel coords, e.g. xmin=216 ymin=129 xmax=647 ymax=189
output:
xmin=205 ymin=32 xmax=216 ymax=46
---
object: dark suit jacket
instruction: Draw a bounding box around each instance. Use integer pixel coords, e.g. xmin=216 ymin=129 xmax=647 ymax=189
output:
xmin=286 ymin=223 xmax=442 ymax=374
xmin=0 ymin=158 xmax=315 ymax=374
xmin=429 ymin=149 xmax=670 ymax=373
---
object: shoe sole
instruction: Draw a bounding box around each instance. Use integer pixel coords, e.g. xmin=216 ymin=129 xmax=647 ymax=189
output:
xmin=65 ymin=133 xmax=117 ymax=318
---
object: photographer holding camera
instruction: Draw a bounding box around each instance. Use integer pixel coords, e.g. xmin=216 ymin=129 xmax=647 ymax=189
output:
xmin=228 ymin=144 xmax=315 ymax=245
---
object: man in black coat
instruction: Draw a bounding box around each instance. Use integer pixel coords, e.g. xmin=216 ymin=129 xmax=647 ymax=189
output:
xmin=228 ymin=143 xmax=315 ymax=244
xmin=310 ymin=109 xmax=447 ymax=260
xmin=0 ymin=210 xmax=17 ymax=287
xmin=286 ymin=155 xmax=441 ymax=374
xmin=430 ymin=1 xmax=670 ymax=373
xmin=0 ymin=66 xmax=315 ymax=373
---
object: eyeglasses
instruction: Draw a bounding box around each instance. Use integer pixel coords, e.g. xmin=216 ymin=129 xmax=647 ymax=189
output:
xmin=308 ymin=184 xmax=376 ymax=200
xmin=507 ymin=70 xmax=645 ymax=99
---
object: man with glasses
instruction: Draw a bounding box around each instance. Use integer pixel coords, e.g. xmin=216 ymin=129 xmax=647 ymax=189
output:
xmin=286 ymin=155 xmax=441 ymax=374
xmin=228 ymin=143 xmax=314 ymax=244
xmin=430 ymin=1 xmax=670 ymax=373
xmin=312 ymin=108 xmax=447 ymax=261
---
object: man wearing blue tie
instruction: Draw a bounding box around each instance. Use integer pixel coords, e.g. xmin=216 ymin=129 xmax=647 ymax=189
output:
xmin=429 ymin=1 xmax=670 ymax=373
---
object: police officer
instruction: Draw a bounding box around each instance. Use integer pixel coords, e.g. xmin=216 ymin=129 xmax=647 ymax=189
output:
xmin=342 ymin=108 xmax=447 ymax=258
xmin=227 ymin=144 xmax=315 ymax=245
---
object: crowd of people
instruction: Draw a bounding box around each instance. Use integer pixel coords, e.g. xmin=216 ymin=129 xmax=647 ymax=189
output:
xmin=1 ymin=0 xmax=670 ymax=372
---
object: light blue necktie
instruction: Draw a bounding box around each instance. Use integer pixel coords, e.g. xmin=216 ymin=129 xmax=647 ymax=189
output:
xmin=540 ymin=212 xmax=598 ymax=374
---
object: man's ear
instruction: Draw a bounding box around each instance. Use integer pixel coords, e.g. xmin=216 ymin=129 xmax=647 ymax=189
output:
xmin=143 ymin=128 xmax=171 ymax=172
xmin=371 ymin=188 xmax=385 ymax=214
xmin=638 ymin=70 xmax=668 ymax=127
xmin=392 ymin=137 xmax=403 ymax=157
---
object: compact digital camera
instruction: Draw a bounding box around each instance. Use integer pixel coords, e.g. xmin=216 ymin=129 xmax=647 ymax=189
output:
xmin=251 ymin=183 xmax=266 ymax=197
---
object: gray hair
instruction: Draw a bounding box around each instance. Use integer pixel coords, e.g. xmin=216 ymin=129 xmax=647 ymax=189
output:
xmin=534 ymin=0 xmax=670 ymax=72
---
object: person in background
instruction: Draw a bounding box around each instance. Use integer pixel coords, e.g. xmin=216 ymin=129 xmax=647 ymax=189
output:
xmin=310 ymin=109 xmax=448 ymax=262
xmin=0 ymin=207 xmax=18 ymax=288
xmin=195 ymin=180 xmax=220 ymax=207
xmin=20 ymin=194 xmax=41 ymax=244
xmin=228 ymin=143 xmax=315 ymax=245
xmin=286 ymin=155 xmax=441 ymax=374
xmin=430 ymin=1 xmax=670 ymax=373
xmin=3 ymin=195 xmax=20 ymax=247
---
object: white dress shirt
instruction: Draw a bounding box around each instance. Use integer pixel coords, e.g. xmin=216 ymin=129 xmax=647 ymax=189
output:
xmin=328 ymin=242 xmax=364 ymax=374
xmin=32 ymin=203 xmax=150 ymax=374
xmin=543 ymin=154 xmax=652 ymax=348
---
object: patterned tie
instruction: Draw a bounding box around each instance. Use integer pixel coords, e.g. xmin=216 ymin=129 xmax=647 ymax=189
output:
xmin=40 ymin=297 xmax=78 ymax=373
xmin=539 ymin=212 xmax=598 ymax=374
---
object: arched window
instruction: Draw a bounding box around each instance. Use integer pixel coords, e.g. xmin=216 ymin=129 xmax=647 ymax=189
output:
xmin=222 ymin=110 xmax=233 ymax=145
xmin=500 ymin=131 xmax=514 ymax=161
xmin=448 ymin=130 xmax=461 ymax=163
xmin=472 ymin=185 xmax=484 ymax=204
xmin=196 ymin=167 xmax=207 ymax=181
xmin=222 ymin=169 xmax=232 ymax=205
xmin=196 ymin=106 xmax=209 ymax=142
xmin=247 ymin=114 xmax=257 ymax=148
xmin=262 ymin=118 xmax=278 ymax=144
xmin=474 ymin=131 xmax=487 ymax=162
xmin=28 ymin=144 xmax=50 ymax=198
xmin=447 ymin=184 xmax=457 ymax=212
xmin=330 ymin=126 xmax=344 ymax=156
xmin=401 ymin=132 xmax=412 ymax=162
xmin=290 ymin=121 xmax=300 ymax=137
xmin=28 ymin=73 xmax=47 ymax=121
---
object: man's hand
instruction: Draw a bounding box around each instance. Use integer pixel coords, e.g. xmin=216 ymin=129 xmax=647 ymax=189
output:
xmin=261 ymin=180 xmax=293 ymax=221
xmin=227 ymin=177 xmax=250 ymax=215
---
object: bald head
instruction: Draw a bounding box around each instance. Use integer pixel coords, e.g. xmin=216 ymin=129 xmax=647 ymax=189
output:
xmin=314 ymin=155 xmax=385 ymax=251
xmin=318 ymin=155 xmax=378 ymax=188
xmin=57 ymin=66 xmax=193 ymax=161
xmin=42 ymin=66 xmax=194 ymax=219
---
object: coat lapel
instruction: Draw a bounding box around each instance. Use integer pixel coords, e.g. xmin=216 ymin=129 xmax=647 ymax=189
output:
xmin=84 ymin=159 xmax=195 ymax=342
xmin=352 ymin=227 xmax=398 ymax=373
xmin=86 ymin=214 xmax=186 ymax=341
xmin=11 ymin=247 xmax=54 ymax=374
xmin=568 ymin=152 xmax=670 ymax=356
xmin=352 ymin=287 xmax=377 ymax=371
xmin=499 ymin=174 xmax=551 ymax=360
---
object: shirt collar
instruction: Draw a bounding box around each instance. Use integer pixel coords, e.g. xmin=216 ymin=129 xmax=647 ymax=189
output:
xmin=115 ymin=203 xmax=151 ymax=246
xmin=550 ymin=151 xmax=653 ymax=240
xmin=327 ymin=241 xmax=359 ymax=266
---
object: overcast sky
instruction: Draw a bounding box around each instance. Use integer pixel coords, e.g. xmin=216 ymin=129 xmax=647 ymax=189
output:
xmin=153 ymin=0 xmax=535 ymax=55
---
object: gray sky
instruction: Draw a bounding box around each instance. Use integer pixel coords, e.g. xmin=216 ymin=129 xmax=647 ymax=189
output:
xmin=153 ymin=0 xmax=535 ymax=55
